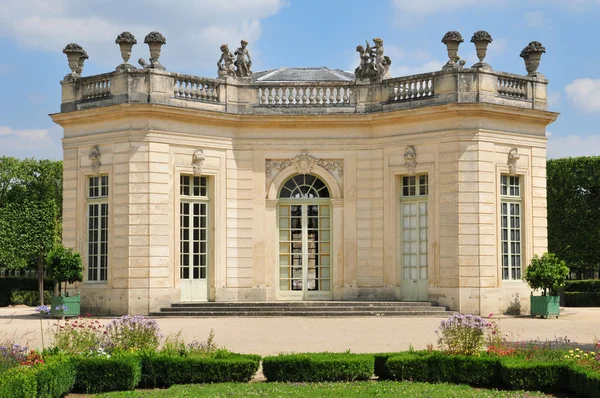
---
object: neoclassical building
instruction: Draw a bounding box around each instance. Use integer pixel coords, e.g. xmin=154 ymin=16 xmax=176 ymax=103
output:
xmin=52 ymin=32 xmax=557 ymax=315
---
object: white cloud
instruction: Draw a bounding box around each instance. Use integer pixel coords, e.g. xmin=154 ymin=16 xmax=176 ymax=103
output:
xmin=391 ymin=0 xmax=498 ymax=16
xmin=0 ymin=0 xmax=286 ymax=73
xmin=547 ymin=134 xmax=600 ymax=159
xmin=547 ymin=91 xmax=561 ymax=107
xmin=565 ymin=78 xmax=600 ymax=112
xmin=525 ymin=11 xmax=545 ymax=28
xmin=0 ymin=126 xmax=49 ymax=140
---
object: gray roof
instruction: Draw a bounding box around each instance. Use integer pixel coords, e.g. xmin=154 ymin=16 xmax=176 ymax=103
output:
xmin=253 ymin=67 xmax=355 ymax=82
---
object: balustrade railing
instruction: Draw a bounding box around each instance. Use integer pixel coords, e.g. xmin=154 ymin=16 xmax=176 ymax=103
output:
xmin=81 ymin=74 xmax=112 ymax=100
xmin=386 ymin=73 xmax=435 ymax=102
xmin=257 ymin=84 xmax=352 ymax=106
xmin=497 ymin=74 xmax=528 ymax=100
xmin=173 ymin=74 xmax=220 ymax=102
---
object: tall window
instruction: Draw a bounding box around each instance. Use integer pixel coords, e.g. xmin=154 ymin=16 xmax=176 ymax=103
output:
xmin=401 ymin=175 xmax=428 ymax=281
xmin=180 ymin=176 xmax=208 ymax=281
xmin=87 ymin=175 xmax=108 ymax=282
xmin=500 ymin=175 xmax=522 ymax=280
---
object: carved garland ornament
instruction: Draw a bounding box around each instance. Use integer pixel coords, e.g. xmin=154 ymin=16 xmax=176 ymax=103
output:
xmin=404 ymin=145 xmax=416 ymax=175
xmin=266 ymin=153 xmax=343 ymax=179
xmin=192 ymin=148 xmax=205 ymax=176
xmin=89 ymin=145 xmax=101 ymax=175
xmin=507 ymin=147 xmax=520 ymax=175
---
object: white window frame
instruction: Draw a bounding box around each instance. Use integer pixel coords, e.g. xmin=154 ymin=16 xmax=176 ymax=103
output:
xmin=500 ymin=174 xmax=523 ymax=281
xmin=87 ymin=175 xmax=109 ymax=283
xmin=179 ymin=175 xmax=210 ymax=282
xmin=400 ymin=174 xmax=429 ymax=281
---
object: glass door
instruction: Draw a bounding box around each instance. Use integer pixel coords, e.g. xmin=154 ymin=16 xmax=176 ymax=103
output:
xmin=278 ymin=203 xmax=331 ymax=299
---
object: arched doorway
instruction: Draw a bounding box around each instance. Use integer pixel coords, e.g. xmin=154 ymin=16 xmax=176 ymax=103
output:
xmin=277 ymin=174 xmax=332 ymax=300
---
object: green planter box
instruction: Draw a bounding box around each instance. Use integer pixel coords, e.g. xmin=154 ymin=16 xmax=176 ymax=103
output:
xmin=50 ymin=293 xmax=81 ymax=318
xmin=530 ymin=294 xmax=560 ymax=318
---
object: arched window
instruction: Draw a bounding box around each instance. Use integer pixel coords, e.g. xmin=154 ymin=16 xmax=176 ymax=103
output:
xmin=279 ymin=174 xmax=330 ymax=199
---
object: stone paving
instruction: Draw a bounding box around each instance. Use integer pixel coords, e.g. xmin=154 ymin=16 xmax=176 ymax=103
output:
xmin=1 ymin=306 xmax=598 ymax=355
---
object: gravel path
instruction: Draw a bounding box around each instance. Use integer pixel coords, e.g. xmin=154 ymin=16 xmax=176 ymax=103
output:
xmin=1 ymin=306 xmax=598 ymax=355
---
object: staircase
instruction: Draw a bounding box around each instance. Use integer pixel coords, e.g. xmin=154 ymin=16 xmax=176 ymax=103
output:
xmin=150 ymin=301 xmax=455 ymax=317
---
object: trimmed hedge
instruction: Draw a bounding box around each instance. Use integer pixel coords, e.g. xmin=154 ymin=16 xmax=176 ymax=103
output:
xmin=564 ymin=292 xmax=600 ymax=307
xmin=140 ymin=352 xmax=260 ymax=388
xmin=0 ymin=367 xmax=37 ymax=398
xmin=564 ymin=279 xmax=600 ymax=293
xmin=262 ymin=353 xmax=374 ymax=382
xmin=0 ymin=277 xmax=53 ymax=307
xmin=35 ymin=357 xmax=76 ymax=397
xmin=500 ymin=358 xmax=568 ymax=392
xmin=0 ymin=358 xmax=75 ymax=398
xmin=568 ymin=364 xmax=600 ymax=398
xmin=71 ymin=355 xmax=142 ymax=394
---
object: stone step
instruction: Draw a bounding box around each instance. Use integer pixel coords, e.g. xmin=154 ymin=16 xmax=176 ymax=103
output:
xmin=149 ymin=310 xmax=455 ymax=317
xmin=171 ymin=301 xmax=436 ymax=308
xmin=158 ymin=305 xmax=448 ymax=313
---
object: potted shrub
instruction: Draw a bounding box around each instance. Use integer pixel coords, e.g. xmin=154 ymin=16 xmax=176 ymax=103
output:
xmin=46 ymin=244 xmax=83 ymax=318
xmin=524 ymin=253 xmax=569 ymax=318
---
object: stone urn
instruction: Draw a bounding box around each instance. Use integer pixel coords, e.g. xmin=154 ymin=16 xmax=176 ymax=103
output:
xmin=470 ymin=30 xmax=493 ymax=68
xmin=62 ymin=43 xmax=85 ymax=78
xmin=144 ymin=31 xmax=166 ymax=70
xmin=520 ymin=41 xmax=546 ymax=76
xmin=75 ymin=50 xmax=88 ymax=75
xmin=115 ymin=31 xmax=137 ymax=71
xmin=441 ymin=31 xmax=464 ymax=68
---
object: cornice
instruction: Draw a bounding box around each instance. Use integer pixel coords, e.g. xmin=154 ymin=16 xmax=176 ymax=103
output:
xmin=50 ymin=102 xmax=559 ymax=129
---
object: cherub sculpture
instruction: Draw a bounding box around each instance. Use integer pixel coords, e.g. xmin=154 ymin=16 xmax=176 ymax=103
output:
xmin=355 ymin=38 xmax=391 ymax=80
xmin=217 ymin=44 xmax=236 ymax=77
xmin=234 ymin=40 xmax=252 ymax=77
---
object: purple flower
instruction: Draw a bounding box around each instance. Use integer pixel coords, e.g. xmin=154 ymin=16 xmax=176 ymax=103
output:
xmin=35 ymin=305 xmax=50 ymax=315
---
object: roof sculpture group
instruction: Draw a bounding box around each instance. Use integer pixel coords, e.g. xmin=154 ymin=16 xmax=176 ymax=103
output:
xmin=60 ymin=30 xmax=547 ymax=81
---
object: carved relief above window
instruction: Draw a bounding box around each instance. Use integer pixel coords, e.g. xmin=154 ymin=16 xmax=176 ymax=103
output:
xmin=89 ymin=145 xmax=101 ymax=175
xmin=507 ymin=148 xmax=519 ymax=175
xmin=192 ymin=148 xmax=205 ymax=176
xmin=266 ymin=153 xmax=343 ymax=179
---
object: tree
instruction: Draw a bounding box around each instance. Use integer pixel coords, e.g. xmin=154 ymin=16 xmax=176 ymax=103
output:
xmin=0 ymin=157 xmax=63 ymax=304
xmin=0 ymin=199 xmax=58 ymax=304
xmin=46 ymin=244 xmax=83 ymax=295
xmin=547 ymin=156 xmax=600 ymax=278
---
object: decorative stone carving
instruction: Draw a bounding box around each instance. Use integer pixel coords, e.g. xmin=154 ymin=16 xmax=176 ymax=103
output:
xmin=142 ymin=31 xmax=166 ymax=70
xmin=266 ymin=153 xmax=343 ymax=179
xmin=441 ymin=31 xmax=464 ymax=69
xmin=217 ymin=44 xmax=236 ymax=78
xmin=470 ymin=31 xmax=493 ymax=69
xmin=507 ymin=148 xmax=520 ymax=175
xmin=404 ymin=146 xmax=417 ymax=175
xmin=354 ymin=38 xmax=392 ymax=81
xmin=62 ymin=43 xmax=86 ymax=79
xmin=89 ymin=146 xmax=101 ymax=175
xmin=520 ymin=41 xmax=545 ymax=76
xmin=234 ymin=40 xmax=252 ymax=77
xmin=115 ymin=31 xmax=137 ymax=71
xmin=192 ymin=148 xmax=205 ymax=176
xmin=75 ymin=50 xmax=89 ymax=75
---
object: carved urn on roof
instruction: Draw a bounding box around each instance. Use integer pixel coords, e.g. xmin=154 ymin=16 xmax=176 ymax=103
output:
xmin=144 ymin=31 xmax=167 ymax=70
xmin=470 ymin=31 xmax=493 ymax=69
xmin=115 ymin=31 xmax=137 ymax=71
xmin=441 ymin=31 xmax=464 ymax=69
xmin=520 ymin=41 xmax=546 ymax=76
xmin=62 ymin=43 xmax=86 ymax=78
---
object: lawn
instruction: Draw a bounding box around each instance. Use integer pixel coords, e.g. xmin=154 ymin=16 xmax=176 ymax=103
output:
xmin=96 ymin=381 xmax=552 ymax=397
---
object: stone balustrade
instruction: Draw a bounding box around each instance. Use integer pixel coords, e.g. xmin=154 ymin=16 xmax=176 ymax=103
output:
xmin=173 ymin=74 xmax=220 ymax=103
xmin=257 ymin=84 xmax=353 ymax=106
xmin=496 ymin=73 xmax=529 ymax=100
xmin=61 ymin=67 xmax=549 ymax=114
xmin=386 ymin=73 xmax=436 ymax=102
xmin=81 ymin=73 xmax=112 ymax=100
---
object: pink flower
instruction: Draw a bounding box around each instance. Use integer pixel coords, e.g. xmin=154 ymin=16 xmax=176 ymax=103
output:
xmin=488 ymin=313 xmax=494 ymax=318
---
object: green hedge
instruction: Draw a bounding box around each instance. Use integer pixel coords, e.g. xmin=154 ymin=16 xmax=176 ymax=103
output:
xmin=0 ymin=277 xmax=53 ymax=307
xmin=0 ymin=358 xmax=75 ymax=398
xmin=140 ymin=352 xmax=260 ymax=388
xmin=564 ymin=279 xmax=600 ymax=293
xmin=0 ymin=367 xmax=37 ymax=398
xmin=262 ymin=353 xmax=374 ymax=382
xmin=564 ymin=292 xmax=600 ymax=307
xmin=71 ymin=355 xmax=142 ymax=394
xmin=35 ymin=357 xmax=76 ymax=398
xmin=500 ymin=358 xmax=568 ymax=392
xmin=567 ymin=365 xmax=600 ymax=398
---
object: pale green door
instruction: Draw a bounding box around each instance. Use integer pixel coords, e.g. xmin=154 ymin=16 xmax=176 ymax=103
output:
xmin=400 ymin=175 xmax=429 ymax=301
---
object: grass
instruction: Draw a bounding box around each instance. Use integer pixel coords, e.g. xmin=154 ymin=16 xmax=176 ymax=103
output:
xmin=96 ymin=381 xmax=552 ymax=397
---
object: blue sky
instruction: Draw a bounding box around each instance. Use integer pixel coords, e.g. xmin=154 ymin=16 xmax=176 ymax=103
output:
xmin=0 ymin=0 xmax=599 ymax=160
